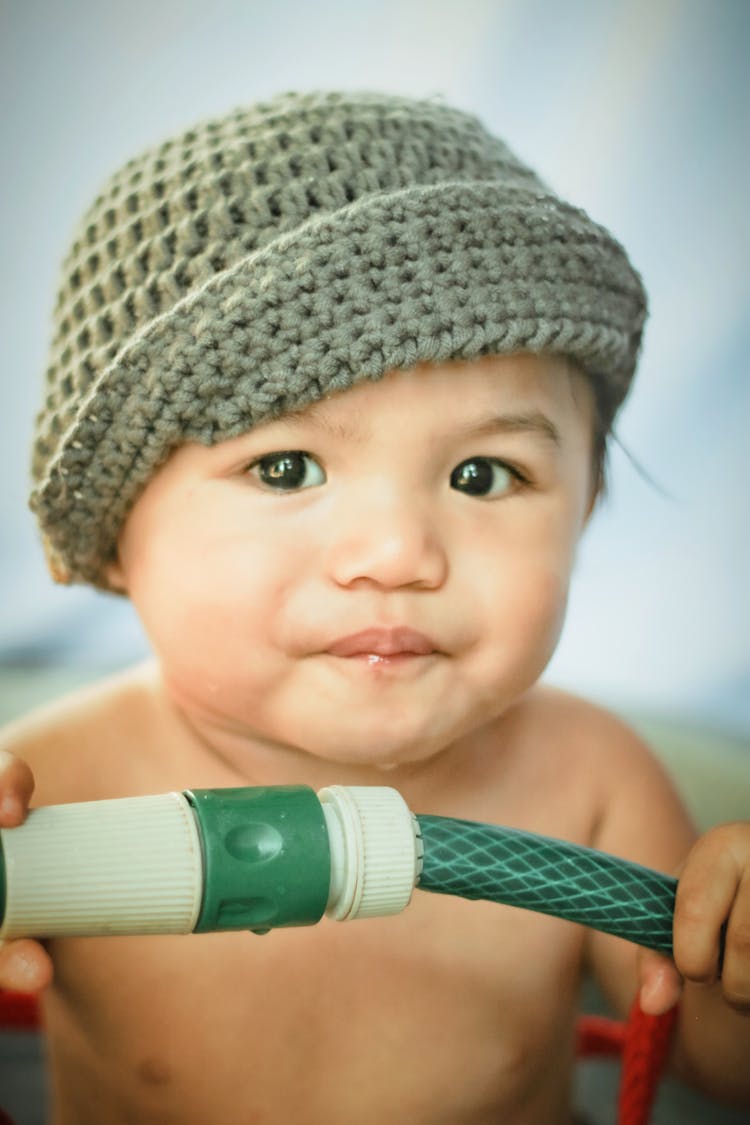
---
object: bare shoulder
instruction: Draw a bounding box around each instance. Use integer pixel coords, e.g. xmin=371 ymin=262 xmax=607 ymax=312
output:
xmin=436 ymin=684 xmax=692 ymax=855
xmin=496 ymin=682 xmax=669 ymax=780
xmin=503 ymin=685 xmax=696 ymax=857
xmin=519 ymin=684 xmax=674 ymax=770
xmin=527 ymin=685 xmax=697 ymax=862
xmin=0 ymin=661 xmax=165 ymax=805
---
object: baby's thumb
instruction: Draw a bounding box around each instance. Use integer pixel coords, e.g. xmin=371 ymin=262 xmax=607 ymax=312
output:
xmin=637 ymin=947 xmax=682 ymax=1015
xmin=0 ymin=750 xmax=35 ymax=826
xmin=0 ymin=938 xmax=53 ymax=994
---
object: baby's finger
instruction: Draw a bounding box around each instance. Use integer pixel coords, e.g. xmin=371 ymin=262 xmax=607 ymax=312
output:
xmin=0 ymin=750 xmax=35 ymax=826
xmin=673 ymin=827 xmax=742 ymax=985
xmin=0 ymin=939 xmax=53 ymax=993
xmin=719 ymin=866 xmax=750 ymax=1012
xmin=637 ymin=947 xmax=683 ymax=1015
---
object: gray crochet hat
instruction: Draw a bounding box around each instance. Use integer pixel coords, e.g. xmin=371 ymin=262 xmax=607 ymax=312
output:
xmin=30 ymin=90 xmax=647 ymax=590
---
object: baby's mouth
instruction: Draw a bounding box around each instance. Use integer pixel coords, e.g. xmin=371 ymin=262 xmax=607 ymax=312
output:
xmin=326 ymin=627 xmax=438 ymax=661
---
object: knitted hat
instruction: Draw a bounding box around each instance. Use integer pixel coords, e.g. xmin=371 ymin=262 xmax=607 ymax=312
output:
xmin=30 ymin=90 xmax=647 ymax=590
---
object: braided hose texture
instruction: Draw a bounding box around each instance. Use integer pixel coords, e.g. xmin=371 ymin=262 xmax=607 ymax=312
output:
xmin=416 ymin=815 xmax=676 ymax=954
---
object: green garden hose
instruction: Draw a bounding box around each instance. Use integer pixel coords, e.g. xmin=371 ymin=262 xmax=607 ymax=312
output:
xmin=0 ymin=785 xmax=677 ymax=954
xmin=416 ymin=815 xmax=675 ymax=954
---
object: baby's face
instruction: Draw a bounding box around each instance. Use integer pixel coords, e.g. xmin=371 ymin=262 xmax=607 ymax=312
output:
xmin=109 ymin=354 xmax=595 ymax=770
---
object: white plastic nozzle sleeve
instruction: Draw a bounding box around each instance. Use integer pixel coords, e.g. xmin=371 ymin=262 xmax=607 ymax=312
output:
xmin=0 ymin=792 xmax=204 ymax=939
xmin=320 ymin=785 xmax=423 ymax=921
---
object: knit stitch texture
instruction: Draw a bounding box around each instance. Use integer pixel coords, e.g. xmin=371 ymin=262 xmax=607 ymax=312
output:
xmin=30 ymin=90 xmax=647 ymax=589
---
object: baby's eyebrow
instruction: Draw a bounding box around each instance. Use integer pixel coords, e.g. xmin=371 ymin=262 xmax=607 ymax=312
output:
xmin=282 ymin=406 xmax=561 ymax=446
xmin=282 ymin=406 xmax=363 ymax=442
xmin=451 ymin=410 xmax=562 ymax=447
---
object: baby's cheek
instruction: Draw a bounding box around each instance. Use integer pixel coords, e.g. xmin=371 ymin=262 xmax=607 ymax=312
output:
xmin=462 ymin=562 xmax=567 ymax=706
xmin=532 ymin=561 xmax=571 ymax=633
xmin=500 ymin=561 xmax=571 ymax=668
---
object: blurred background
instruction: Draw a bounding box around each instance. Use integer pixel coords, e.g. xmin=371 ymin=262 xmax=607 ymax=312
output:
xmin=0 ymin=5 xmax=748 ymax=1120
xmin=1 ymin=0 xmax=749 ymax=740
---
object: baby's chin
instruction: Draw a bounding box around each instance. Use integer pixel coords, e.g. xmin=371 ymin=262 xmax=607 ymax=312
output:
xmin=298 ymin=726 xmax=456 ymax=774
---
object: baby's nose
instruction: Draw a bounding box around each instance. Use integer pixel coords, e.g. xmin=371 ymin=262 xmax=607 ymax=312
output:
xmin=326 ymin=489 xmax=448 ymax=591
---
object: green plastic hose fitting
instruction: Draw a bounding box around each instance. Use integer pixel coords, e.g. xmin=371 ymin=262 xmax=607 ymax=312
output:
xmin=187 ymin=787 xmax=331 ymax=934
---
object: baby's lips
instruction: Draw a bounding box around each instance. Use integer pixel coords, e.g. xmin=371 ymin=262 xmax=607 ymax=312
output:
xmin=327 ymin=627 xmax=437 ymax=658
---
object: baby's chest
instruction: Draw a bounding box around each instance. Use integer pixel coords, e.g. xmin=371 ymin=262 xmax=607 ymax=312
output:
xmin=49 ymin=892 xmax=582 ymax=1122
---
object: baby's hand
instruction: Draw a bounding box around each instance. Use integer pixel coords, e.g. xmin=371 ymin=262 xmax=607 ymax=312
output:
xmin=638 ymin=822 xmax=750 ymax=1016
xmin=0 ymin=750 xmax=54 ymax=993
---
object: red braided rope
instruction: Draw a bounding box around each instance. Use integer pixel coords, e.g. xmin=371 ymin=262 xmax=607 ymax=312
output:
xmin=576 ymin=1011 xmax=626 ymax=1057
xmin=617 ymin=1001 xmax=678 ymax=1125
xmin=0 ymin=992 xmax=42 ymax=1125
xmin=0 ymin=989 xmax=41 ymax=1031
xmin=576 ymin=1000 xmax=678 ymax=1125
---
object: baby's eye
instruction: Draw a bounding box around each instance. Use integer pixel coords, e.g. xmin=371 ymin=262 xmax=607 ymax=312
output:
xmin=248 ymin=451 xmax=326 ymax=491
xmin=450 ymin=457 xmax=521 ymax=498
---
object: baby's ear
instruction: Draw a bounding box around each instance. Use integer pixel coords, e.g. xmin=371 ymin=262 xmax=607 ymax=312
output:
xmin=42 ymin=538 xmax=72 ymax=585
xmin=103 ymin=556 xmax=128 ymax=593
xmin=583 ymin=482 xmax=602 ymax=526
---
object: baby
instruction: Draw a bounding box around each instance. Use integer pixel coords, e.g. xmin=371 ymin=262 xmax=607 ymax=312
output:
xmin=0 ymin=91 xmax=748 ymax=1124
